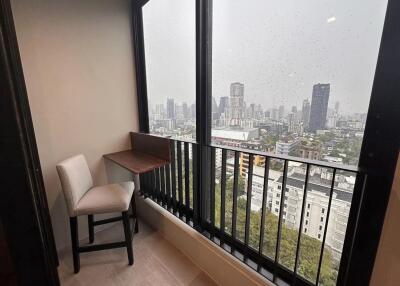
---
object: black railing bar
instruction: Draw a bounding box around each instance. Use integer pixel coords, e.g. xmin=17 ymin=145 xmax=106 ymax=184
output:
xmin=293 ymin=164 xmax=311 ymax=279
xmin=208 ymin=143 xmax=359 ymax=173
xmin=210 ymin=147 xmax=216 ymax=233
xmin=315 ymin=168 xmax=337 ymax=285
xmin=177 ymin=141 xmax=184 ymax=217
xmin=170 ymin=140 xmax=177 ymax=213
xmin=147 ymin=172 xmax=152 ymax=199
xmin=151 ymin=168 xmax=156 ymax=201
xmin=258 ymin=157 xmax=271 ymax=256
xmin=160 ymin=166 xmax=166 ymax=207
xmin=244 ymin=154 xmax=254 ymax=247
xmin=152 ymin=170 xmax=156 ymax=199
xmin=157 ymin=168 xmax=162 ymax=205
xmin=192 ymin=144 xmax=199 ymax=227
xmin=184 ymin=142 xmax=190 ymax=209
xmin=151 ymin=169 xmax=156 ymax=200
xmin=156 ymin=168 xmax=162 ymax=204
xmin=273 ymin=160 xmax=289 ymax=282
xmin=204 ymin=223 xmax=314 ymax=286
xmin=139 ymin=173 xmax=144 ymax=196
xmin=231 ymin=151 xmax=240 ymax=243
xmin=146 ymin=172 xmax=152 ymax=197
xmin=220 ymin=149 xmax=227 ymax=241
xmin=165 ymin=164 xmax=172 ymax=210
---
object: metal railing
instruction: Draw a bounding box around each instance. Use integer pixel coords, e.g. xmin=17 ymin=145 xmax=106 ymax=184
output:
xmin=139 ymin=138 xmax=363 ymax=286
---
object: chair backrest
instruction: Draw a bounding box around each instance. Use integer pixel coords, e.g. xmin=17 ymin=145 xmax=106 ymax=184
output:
xmin=56 ymin=154 xmax=93 ymax=217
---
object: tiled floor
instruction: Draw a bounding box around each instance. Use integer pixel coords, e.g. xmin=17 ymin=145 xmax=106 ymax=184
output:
xmin=58 ymin=220 xmax=218 ymax=286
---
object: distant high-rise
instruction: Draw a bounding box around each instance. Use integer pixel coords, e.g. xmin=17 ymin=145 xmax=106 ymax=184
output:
xmin=309 ymin=84 xmax=330 ymax=132
xmin=335 ymin=101 xmax=340 ymax=114
xmin=302 ymin=99 xmax=311 ymax=129
xmin=167 ymin=98 xmax=175 ymax=119
xmin=249 ymin=103 xmax=256 ymax=118
xmin=278 ymin=105 xmax=285 ymax=120
xmin=219 ymin=96 xmax=229 ymax=115
xmin=212 ymin=97 xmax=219 ymax=120
xmin=229 ymin=82 xmax=245 ymax=125
xmin=190 ymin=103 xmax=196 ymax=119
xmin=182 ymin=102 xmax=189 ymax=119
xmin=271 ymin=108 xmax=279 ymax=120
xmin=175 ymin=104 xmax=183 ymax=120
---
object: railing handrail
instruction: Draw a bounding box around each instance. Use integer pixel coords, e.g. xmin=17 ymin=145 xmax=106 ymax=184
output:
xmin=140 ymin=137 xmax=360 ymax=286
xmin=147 ymin=133 xmax=361 ymax=173
xmin=208 ymin=143 xmax=360 ymax=173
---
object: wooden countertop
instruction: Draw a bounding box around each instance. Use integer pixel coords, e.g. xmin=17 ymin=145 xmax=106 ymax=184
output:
xmin=103 ymin=149 xmax=169 ymax=174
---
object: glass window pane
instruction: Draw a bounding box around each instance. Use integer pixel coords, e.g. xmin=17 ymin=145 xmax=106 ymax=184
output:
xmin=143 ymin=0 xmax=196 ymax=140
xmin=211 ymin=0 xmax=387 ymax=167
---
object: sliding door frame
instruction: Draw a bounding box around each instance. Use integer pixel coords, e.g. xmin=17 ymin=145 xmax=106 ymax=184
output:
xmin=131 ymin=0 xmax=400 ymax=285
xmin=0 ymin=0 xmax=60 ymax=285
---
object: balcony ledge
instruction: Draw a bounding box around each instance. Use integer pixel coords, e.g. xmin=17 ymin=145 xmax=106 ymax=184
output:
xmin=136 ymin=193 xmax=274 ymax=286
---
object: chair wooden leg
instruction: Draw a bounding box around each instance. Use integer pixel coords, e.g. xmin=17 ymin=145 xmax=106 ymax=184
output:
xmin=88 ymin=215 xmax=94 ymax=243
xmin=132 ymin=195 xmax=139 ymax=233
xmin=69 ymin=217 xmax=80 ymax=273
xmin=122 ymin=211 xmax=134 ymax=265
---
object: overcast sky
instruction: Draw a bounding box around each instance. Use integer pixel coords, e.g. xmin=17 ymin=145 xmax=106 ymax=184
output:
xmin=143 ymin=0 xmax=388 ymax=114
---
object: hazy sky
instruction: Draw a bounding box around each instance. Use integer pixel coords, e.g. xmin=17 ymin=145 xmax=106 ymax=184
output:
xmin=143 ymin=0 xmax=388 ymax=114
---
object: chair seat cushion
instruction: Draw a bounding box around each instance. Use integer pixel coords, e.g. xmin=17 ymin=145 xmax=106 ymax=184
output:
xmin=75 ymin=181 xmax=134 ymax=216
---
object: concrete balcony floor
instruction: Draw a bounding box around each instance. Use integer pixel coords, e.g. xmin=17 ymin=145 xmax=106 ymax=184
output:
xmin=58 ymin=219 xmax=217 ymax=286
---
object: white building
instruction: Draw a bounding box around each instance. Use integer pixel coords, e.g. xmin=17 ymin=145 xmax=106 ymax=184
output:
xmin=269 ymin=169 xmax=353 ymax=261
xmin=244 ymin=164 xmax=353 ymax=262
xmin=212 ymin=127 xmax=259 ymax=142
xmin=275 ymin=139 xmax=299 ymax=155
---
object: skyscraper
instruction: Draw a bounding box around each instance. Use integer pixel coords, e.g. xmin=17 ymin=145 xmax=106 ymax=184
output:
xmin=167 ymin=98 xmax=175 ymax=119
xmin=229 ymin=82 xmax=244 ymax=126
xmin=212 ymin=97 xmax=219 ymax=120
xmin=335 ymin=101 xmax=340 ymax=114
xmin=271 ymin=108 xmax=279 ymax=120
xmin=309 ymin=84 xmax=330 ymax=132
xmin=182 ymin=102 xmax=189 ymax=119
xmin=278 ymin=105 xmax=285 ymax=120
xmin=302 ymin=99 xmax=311 ymax=129
xmin=190 ymin=103 xmax=196 ymax=119
xmin=219 ymin=96 xmax=229 ymax=115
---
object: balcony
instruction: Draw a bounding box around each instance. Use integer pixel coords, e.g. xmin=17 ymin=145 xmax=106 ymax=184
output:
xmin=2 ymin=1 xmax=400 ymax=286
xmin=135 ymin=138 xmax=360 ymax=286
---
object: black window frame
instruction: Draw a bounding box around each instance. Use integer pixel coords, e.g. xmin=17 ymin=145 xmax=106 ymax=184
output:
xmin=131 ymin=1 xmax=400 ymax=285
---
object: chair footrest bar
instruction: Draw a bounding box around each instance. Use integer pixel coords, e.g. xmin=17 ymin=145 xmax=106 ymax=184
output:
xmin=92 ymin=216 xmax=123 ymax=226
xmin=78 ymin=241 xmax=127 ymax=253
xmin=92 ymin=214 xmax=137 ymax=226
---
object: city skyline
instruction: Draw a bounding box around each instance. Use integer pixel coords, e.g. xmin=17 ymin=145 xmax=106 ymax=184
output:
xmin=148 ymin=82 xmax=365 ymax=118
xmin=149 ymin=79 xmax=366 ymax=166
xmin=143 ymin=0 xmax=388 ymax=114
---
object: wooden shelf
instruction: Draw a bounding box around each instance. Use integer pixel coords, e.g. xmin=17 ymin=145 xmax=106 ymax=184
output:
xmin=104 ymin=150 xmax=169 ymax=174
xmin=103 ymin=132 xmax=171 ymax=174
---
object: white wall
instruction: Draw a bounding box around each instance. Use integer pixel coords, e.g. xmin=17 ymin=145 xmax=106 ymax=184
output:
xmin=11 ymin=0 xmax=139 ymax=250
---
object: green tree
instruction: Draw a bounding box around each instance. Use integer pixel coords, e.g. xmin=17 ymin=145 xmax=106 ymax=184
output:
xmin=213 ymin=177 xmax=337 ymax=285
xmin=181 ymin=158 xmax=337 ymax=285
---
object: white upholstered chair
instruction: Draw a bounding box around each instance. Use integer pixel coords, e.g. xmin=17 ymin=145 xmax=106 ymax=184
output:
xmin=56 ymin=154 xmax=138 ymax=273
